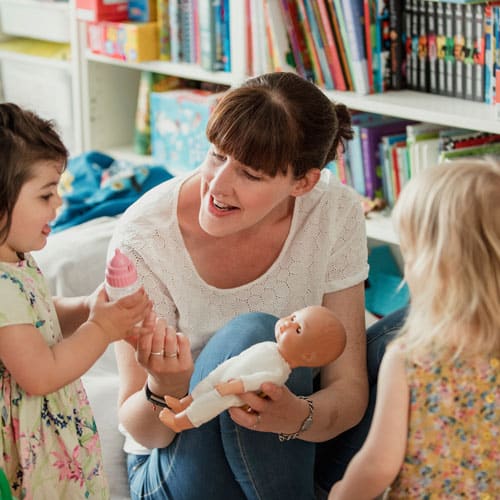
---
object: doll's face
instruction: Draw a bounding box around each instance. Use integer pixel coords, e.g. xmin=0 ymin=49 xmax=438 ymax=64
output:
xmin=275 ymin=306 xmax=335 ymax=367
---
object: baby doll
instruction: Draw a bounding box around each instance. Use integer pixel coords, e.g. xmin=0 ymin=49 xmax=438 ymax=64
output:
xmin=159 ymin=305 xmax=346 ymax=432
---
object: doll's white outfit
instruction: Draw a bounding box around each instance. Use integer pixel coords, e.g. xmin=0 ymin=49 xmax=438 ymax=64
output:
xmin=186 ymin=341 xmax=291 ymax=427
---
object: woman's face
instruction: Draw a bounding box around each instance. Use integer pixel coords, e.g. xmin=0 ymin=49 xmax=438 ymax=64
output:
xmin=197 ymin=146 xmax=301 ymax=238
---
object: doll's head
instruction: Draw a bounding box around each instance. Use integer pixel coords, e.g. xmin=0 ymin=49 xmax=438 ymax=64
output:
xmin=275 ymin=305 xmax=346 ymax=368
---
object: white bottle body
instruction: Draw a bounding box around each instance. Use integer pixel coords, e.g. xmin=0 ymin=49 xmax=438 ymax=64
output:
xmin=105 ymin=281 xmax=141 ymax=301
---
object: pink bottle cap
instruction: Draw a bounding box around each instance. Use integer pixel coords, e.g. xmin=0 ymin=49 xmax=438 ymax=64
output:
xmin=105 ymin=249 xmax=138 ymax=288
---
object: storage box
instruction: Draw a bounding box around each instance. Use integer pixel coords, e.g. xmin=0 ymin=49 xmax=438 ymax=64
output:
xmin=150 ymin=89 xmax=223 ymax=174
xmin=76 ymin=0 xmax=128 ymax=22
xmin=0 ymin=0 xmax=70 ymax=43
xmin=87 ymin=21 xmax=159 ymax=62
xmin=1 ymin=58 xmax=75 ymax=152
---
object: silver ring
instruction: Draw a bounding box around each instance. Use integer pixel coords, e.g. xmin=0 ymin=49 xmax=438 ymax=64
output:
xmin=150 ymin=350 xmax=164 ymax=356
xmin=165 ymin=351 xmax=178 ymax=358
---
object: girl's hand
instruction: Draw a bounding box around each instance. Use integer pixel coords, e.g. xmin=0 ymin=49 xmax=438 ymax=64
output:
xmin=135 ymin=318 xmax=194 ymax=399
xmin=229 ymin=382 xmax=310 ymax=435
xmin=89 ymin=287 xmax=153 ymax=343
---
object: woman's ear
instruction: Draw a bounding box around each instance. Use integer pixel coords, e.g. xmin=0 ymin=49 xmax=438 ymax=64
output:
xmin=291 ymin=168 xmax=322 ymax=197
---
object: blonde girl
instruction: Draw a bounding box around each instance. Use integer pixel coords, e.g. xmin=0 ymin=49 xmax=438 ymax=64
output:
xmin=330 ymin=158 xmax=500 ymax=499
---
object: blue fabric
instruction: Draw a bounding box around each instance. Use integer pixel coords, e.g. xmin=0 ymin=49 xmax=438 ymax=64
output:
xmin=52 ymin=151 xmax=173 ymax=233
xmin=127 ymin=309 xmax=406 ymax=499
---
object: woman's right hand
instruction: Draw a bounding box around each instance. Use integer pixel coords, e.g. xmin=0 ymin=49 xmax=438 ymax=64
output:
xmin=134 ymin=318 xmax=194 ymax=399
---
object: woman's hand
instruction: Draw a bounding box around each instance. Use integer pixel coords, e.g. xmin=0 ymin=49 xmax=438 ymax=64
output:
xmin=228 ymin=382 xmax=310 ymax=435
xmin=133 ymin=317 xmax=194 ymax=399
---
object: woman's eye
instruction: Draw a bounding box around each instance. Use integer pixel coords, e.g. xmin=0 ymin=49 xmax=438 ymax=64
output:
xmin=243 ymin=170 xmax=261 ymax=181
xmin=41 ymin=194 xmax=53 ymax=201
xmin=211 ymin=151 xmax=226 ymax=162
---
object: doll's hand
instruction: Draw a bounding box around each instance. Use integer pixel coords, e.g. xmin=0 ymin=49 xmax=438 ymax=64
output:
xmin=135 ymin=318 xmax=194 ymax=399
xmin=89 ymin=287 xmax=153 ymax=343
xmin=229 ymin=383 xmax=310 ymax=435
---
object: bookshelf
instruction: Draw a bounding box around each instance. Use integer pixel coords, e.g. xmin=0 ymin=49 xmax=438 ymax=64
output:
xmin=0 ymin=0 xmax=83 ymax=154
xmin=76 ymin=1 xmax=497 ymax=245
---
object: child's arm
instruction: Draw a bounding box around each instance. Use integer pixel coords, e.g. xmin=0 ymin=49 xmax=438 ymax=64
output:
xmin=329 ymin=345 xmax=409 ymax=500
xmin=0 ymin=288 xmax=152 ymax=395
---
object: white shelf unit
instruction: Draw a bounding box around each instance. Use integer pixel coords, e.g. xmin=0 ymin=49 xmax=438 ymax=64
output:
xmin=77 ymin=1 xmax=497 ymax=245
xmin=0 ymin=0 xmax=83 ymax=154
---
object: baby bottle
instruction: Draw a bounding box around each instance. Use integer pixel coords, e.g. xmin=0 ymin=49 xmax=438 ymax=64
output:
xmin=105 ymin=248 xmax=141 ymax=301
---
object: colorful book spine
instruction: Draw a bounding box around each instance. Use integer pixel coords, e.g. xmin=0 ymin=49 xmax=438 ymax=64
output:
xmin=360 ymin=119 xmax=416 ymax=199
xmin=157 ymin=0 xmax=171 ymax=61
xmin=327 ymin=0 xmax=354 ymax=90
xmin=199 ymin=0 xmax=216 ymax=70
xmin=279 ymin=0 xmax=307 ymax=77
xmin=389 ymin=0 xmax=405 ymax=89
xmin=463 ymin=4 xmax=475 ymax=101
xmin=316 ymin=0 xmax=347 ymax=90
xmin=436 ymin=1 xmax=447 ymax=95
xmin=339 ymin=0 xmax=370 ymax=94
xmin=444 ymin=2 xmax=455 ymax=97
xmin=303 ymin=0 xmax=334 ymax=89
xmin=296 ymin=0 xmax=326 ymax=87
xmin=409 ymin=0 xmax=420 ymax=90
xmin=363 ymin=0 xmax=376 ymax=93
xmin=427 ymin=0 xmax=438 ymax=94
xmin=472 ymin=3 xmax=485 ymax=102
xmin=417 ymin=0 xmax=428 ymax=92
xmin=453 ymin=3 xmax=466 ymax=99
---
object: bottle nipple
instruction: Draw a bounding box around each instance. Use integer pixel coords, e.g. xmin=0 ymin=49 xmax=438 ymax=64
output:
xmin=105 ymin=249 xmax=138 ymax=288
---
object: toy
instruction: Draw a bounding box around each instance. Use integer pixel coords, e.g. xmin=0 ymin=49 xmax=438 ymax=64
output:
xmin=159 ymin=306 xmax=346 ymax=432
xmin=105 ymin=248 xmax=141 ymax=301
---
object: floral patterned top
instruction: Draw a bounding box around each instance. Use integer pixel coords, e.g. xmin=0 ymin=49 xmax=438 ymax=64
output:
xmin=387 ymin=344 xmax=499 ymax=499
xmin=0 ymin=255 xmax=109 ymax=499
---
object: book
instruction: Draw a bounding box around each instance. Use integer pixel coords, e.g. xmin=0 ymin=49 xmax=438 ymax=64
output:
xmin=359 ymin=117 xmax=416 ymax=199
xmin=303 ymin=0 xmax=334 ymax=88
xmin=407 ymin=0 xmax=419 ymax=90
xmin=472 ymin=3 xmax=485 ymax=102
xmin=279 ymin=0 xmax=308 ymax=78
xmin=379 ymin=132 xmax=406 ymax=206
xmin=453 ymin=3 xmax=466 ymax=98
xmin=406 ymin=122 xmax=446 ymax=175
xmin=339 ymin=0 xmax=370 ymax=94
xmin=417 ymin=0 xmax=429 ymax=92
xmin=427 ymin=0 xmax=439 ymax=94
xmin=316 ymin=0 xmax=347 ymax=90
xmin=439 ymin=140 xmax=500 ymax=162
xmin=463 ymin=4 xmax=475 ymax=100
xmin=263 ymin=0 xmax=295 ymax=73
xmin=436 ymin=1 xmax=447 ymax=95
xmin=444 ymin=2 xmax=456 ymax=97
xmin=389 ymin=0 xmax=405 ymax=89
xmin=363 ymin=0 xmax=376 ymax=93
xmin=296 ymin=0 xmax=326 ymax=86
xmin=327 ymin=0 xmax=354 ymax=90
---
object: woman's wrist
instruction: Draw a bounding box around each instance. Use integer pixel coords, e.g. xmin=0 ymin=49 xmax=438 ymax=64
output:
xmin=278 ymin=396 xmax=314 ymax=442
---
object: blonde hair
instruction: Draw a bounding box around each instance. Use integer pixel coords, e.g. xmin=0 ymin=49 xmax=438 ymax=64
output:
xmin=392 ymin=157 xmax=500 ymax=361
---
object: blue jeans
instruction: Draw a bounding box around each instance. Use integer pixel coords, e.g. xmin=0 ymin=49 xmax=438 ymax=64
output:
xmin=127 ymin=308 xmax=407 ymax=500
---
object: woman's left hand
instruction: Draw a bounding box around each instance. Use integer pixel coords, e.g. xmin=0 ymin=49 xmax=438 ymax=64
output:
xmin=228 ymin=382 xmax=310 ymax=435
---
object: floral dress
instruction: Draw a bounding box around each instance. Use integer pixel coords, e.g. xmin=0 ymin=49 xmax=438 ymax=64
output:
xmin=387 ymin=346 xmax=499 ymax=499
xmin=0 ymin=255 xmax=109 ymax=499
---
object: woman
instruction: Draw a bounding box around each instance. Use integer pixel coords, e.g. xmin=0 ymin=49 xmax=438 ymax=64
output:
xmin=109 ymin=72 xmax=379 ymax=499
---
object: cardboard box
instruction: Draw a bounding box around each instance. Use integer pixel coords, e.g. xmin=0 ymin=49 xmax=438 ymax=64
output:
xmin=76 ymin=0 xmax=128 ymax=22
xmin=128 ymin=0 xmax=157 ymax=22
xmin=150 ymin=89 xmax=223 ymax=174
xmin=87 ymin=21 xmax=159 ymax=62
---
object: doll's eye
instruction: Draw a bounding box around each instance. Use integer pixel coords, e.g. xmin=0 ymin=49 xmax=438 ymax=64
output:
xmin=296 ymin=326 xmax=302 ymax=334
